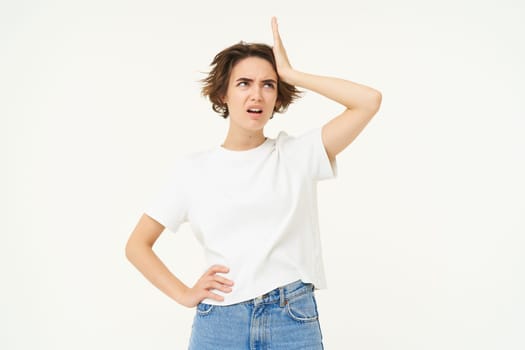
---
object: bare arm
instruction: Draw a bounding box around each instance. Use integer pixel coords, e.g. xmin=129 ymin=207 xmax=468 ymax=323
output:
xmin=287 ymin=70 xmax=381 ymax=162
xmin=125 ymin=213 xmax=233 ymax=307
xmin=271 ymin=17 xmax=382 ymax=161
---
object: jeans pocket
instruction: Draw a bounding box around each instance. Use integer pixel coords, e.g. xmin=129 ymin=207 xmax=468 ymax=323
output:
xmin=285 ymin=291 xmax=319 ymax=322
xmin=196 ymin=302 xmax=215 ymax=316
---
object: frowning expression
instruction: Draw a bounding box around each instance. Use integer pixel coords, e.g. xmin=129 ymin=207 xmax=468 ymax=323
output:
xmin=222 ymin=56 xmax=279 ymax=130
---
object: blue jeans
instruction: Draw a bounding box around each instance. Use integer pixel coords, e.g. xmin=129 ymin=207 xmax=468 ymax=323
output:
xmin=188 ymin=280 xmax=324 ymax=349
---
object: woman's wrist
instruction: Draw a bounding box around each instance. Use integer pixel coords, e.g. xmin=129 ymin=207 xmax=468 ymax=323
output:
xmin=172 ymin=282 xmax=193 ymax=307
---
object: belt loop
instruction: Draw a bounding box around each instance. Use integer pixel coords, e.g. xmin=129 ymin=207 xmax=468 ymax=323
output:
xmin=279 ymin=286 xmax=286 ymax=307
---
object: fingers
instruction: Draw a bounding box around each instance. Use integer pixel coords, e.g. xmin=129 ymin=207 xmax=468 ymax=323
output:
xmin=206 ymin=290 xmax=225 ymax=302
xmin=201 ymin=280 xmax=230 ymax=303
xmin=181 ymin=265 xmax=235 ymax=307
xmin=201 ymin=264 xmax=234 ymax=294
xmin=208 ymin=280 xmax=233 ymax=293
xmin=271 ymin=16 xmax=281 ymax=46
xmin=205 ymin=264 xmax=234 ymax=285
xmin=180 ymin=264 xmax=236 ymax=306
xmin=214 ymin=274 xmax=234 ymax=286
xmin=207 ymin=264 xmax=229 ymax=274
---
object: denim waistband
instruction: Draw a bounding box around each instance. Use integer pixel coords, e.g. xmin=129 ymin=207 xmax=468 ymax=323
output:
xmin=248 ymin=280 xmax=314 ymax=308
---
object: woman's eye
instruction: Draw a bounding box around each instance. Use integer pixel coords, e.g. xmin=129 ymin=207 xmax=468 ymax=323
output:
xmin=264 ymin=83 xmax=275 ymax=88
xmin=238 ymin=81 xmax=248 ymax=87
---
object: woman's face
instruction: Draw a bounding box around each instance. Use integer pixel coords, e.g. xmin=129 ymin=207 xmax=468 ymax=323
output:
xmin=222 ymin=56 xmax=278 ymax=132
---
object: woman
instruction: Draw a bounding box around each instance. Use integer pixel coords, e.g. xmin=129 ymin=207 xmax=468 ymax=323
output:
xmin=126 ymin=17 xmax=382 ymax=349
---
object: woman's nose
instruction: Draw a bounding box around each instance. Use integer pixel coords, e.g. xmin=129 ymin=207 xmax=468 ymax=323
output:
xmin=250 ymin=86 xmax=263 ymax=100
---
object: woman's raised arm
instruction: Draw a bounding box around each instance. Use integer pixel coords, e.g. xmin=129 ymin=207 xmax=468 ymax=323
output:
xmin=271 ymin=17 xmax=382 ymax=162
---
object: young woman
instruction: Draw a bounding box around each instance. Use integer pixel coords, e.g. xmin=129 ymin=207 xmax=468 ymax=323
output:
xmin=126 ymin=17 xmax=382 ymax=349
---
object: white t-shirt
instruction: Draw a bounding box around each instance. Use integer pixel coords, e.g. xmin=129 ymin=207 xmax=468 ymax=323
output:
xmin=145 ymin=126 xmax=338 ymax=305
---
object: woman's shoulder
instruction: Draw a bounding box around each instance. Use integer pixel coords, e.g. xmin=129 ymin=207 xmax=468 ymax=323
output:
xmin=275 ymin=126 xmax=322 ymax=149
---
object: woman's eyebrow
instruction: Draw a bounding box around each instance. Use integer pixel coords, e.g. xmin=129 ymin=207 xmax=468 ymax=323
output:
xmin=235 ymin=77 xmax=252 ymax=82
xmin=235 ymin=77 xmax=277 ymax=84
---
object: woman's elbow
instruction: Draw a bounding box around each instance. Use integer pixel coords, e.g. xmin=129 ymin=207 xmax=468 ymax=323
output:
xmin=125 ymin=237 xmax=137 ymax=262
xmin=372 ymin=90 xmax=382 ymax=108
xmin=125 ymin=235 xmax=147 ymax=263
xmin=125 ymin=214 xmax=163 ymax=262
xmin=369 ymin=90 xmax=382 ymax=115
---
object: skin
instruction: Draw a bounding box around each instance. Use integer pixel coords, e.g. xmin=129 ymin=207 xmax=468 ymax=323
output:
xmin=220 ymin=56 xmax=278 ymax=150
xmin=125 ymin=16 xmax=382 ymax=308
xmin=270 ymin=17 xmax=382 ymax=164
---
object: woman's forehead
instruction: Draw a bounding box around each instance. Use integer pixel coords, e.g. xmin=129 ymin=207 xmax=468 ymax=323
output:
xmin=230 ymin=57 xmax=277 ymax=80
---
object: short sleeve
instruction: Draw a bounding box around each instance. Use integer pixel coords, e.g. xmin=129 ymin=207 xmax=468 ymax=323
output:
xmin=279 ymin=126 xmax=338 ymax=182
xmin=144 ymin=162 xmax=189 ymax=234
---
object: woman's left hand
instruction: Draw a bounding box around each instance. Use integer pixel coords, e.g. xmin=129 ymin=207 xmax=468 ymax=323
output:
xmin=271 ymin=17 xmax=294 ymax=84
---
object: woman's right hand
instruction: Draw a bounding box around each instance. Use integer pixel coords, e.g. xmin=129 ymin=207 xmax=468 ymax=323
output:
xmin=271 ymin=16 xmax=294 ymax=84
xmin=179 ymin=264 xmax=234 ymax=307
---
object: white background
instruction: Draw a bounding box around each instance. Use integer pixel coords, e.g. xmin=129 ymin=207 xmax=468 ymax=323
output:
xmin=2 ymin=0 xmax=524 ymax=349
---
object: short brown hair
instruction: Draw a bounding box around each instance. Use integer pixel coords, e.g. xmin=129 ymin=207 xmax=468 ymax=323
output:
xmin=201 ymin=41 xmax=301 ymax=119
